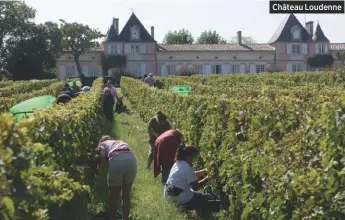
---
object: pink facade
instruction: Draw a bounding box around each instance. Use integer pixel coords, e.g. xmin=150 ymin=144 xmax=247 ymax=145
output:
xmin=56 ymin=13 xmax=345 ymax=79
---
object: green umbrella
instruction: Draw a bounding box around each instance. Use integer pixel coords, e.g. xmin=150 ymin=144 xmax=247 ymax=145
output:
xmin=9 ymin=95 xmax=56 ymax=121
xmin=169 ymin=85 xmax=191 ymax=96
xmin=68 ymin=80 xmax=82 ymax=87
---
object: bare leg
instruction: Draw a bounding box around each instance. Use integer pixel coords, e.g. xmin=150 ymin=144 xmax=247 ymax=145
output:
xmin=121 ymin=184 xmax=133 ymax=220
xmin=108 ymin=186 xmax=121 ymax=220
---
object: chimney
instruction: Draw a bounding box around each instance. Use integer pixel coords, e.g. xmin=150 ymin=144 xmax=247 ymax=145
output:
xmin=115 ymin=18 xmax=119 ymax=35
xmin=151 ymin=26 xmax=155 ymax=39
xmin=237 ymin=31 xmax=242 ymax=45
xmin=305 ymin=21 xmax=313 ymax=38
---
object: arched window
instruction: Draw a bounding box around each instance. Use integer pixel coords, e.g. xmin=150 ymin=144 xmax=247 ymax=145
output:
xmin=291 ymin=26 xmax=301 ymax=40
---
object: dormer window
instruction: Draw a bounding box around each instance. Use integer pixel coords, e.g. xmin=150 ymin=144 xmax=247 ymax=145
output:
xmin=291 ymin=26 xmax=301 ymax=41
xmin=130 ymin=26 xmax=140 ymax=40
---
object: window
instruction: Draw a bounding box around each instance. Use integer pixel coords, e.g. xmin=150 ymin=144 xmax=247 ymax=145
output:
xmin=135 ymin=45 xmax=141 ymax=54
xmin=67 ymin=66 xmax=75 ymax=77
xmin=318 ymin=44 xmax=326 ymax=54
xmin=109 ymin=45 xmax=119 ymax=55
xmin=167 ymin=65 xmax=177 ymax=75
xmin=255 ymin=65 xmax=265 ymax=73
xmin=292 ymin=64 xmax=303 ymax=72
xmin=131 ymin=45 xmax=135 ymax=54
xmin=231 ymin=65 xmax=240 ymax=73
xmin=291 ymin=26 xmax=301 ymax=40
xmin=292 ymin=45 xmax=301 ymax=54
xmin=195 ymin=65 xmax=202 ymax=74
xmin=88 ymin=66 xmax=99 ymax=77
xmin=129 ymin=63 xmax=141 ymax=76
xmin=130 ymin=26 xmax=140 ymax=40
xmin=211 ymin=65 xmax=222 ymax=74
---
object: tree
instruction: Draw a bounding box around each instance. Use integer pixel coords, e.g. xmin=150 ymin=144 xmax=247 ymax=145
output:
xmin=308 ymin=54 xmax=334 ymax=68
xmin=5 ymin=22 xmax=62 ymax=80
xmin=196 ymin=30 xmax=227 ymax=44
xmin=59 ymin=20 xmax=103 ymax=77
xmin=162 ymin=29 xmax=194 ymax=44
xmin=0 ymin=1 xmax=36 ymax=79
xmin=229 ymin=36 xmax=255 ymax=44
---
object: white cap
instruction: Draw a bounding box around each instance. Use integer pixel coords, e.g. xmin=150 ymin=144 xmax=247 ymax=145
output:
xmin=148 ymin=73 xmax=153 ymax=77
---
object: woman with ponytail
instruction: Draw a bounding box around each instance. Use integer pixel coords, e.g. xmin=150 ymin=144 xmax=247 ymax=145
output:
xmin=164 ymin=145 xmax=222 ymax=217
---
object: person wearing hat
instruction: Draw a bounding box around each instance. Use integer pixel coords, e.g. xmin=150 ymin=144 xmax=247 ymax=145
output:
xmin=81 ymin=86 xmax=90 ymax=93
xmin=144 ymin=73 xmax=156 ymax=86
xmin=62 ymin=83 xmax=75 ymax=98
xmin=103 ymin=80 xmax=118 ymax=122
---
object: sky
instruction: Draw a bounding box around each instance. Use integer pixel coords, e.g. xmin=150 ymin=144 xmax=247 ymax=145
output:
xmin=25 ymin=0 xmax=345 ymax=44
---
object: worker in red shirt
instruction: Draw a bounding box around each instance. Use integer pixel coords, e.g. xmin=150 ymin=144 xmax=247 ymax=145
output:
xmin=154 ymin=129 xmax=185 ymax=184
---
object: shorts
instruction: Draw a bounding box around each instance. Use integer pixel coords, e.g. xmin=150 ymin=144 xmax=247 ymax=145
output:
xmin=108 ymin=153 xmax=137 ymax=187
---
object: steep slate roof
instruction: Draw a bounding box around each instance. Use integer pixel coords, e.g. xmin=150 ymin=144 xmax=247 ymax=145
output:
xmin=268 ymin=14 xmax=312 ymax=44
xmin=313 ymin=23 xmax=329 ymax=42
xmin=330 ymin=43 xmax=345 ymax=51
xmin=119 ymin=13 xmax=155 ymax=42
xmin=105 ymin=23 xmax=121 ymax=42
xmin=158 ymin=44 xmax=275 ymax=52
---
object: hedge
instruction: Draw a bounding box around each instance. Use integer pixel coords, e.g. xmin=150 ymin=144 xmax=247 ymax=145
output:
xmin=0 ymin=81 xmax=64 ymax=114
xmin=122 ymin=76 xmax=345 ymax=219
xmin=0 ymin=77 xmax=104 ymax=219
xmin=0 ymin=79 xmax=57 ymax=97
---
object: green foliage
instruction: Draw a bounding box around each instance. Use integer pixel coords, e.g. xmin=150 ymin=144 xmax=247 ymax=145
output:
xmin=0 ymin=79 xmax=57 ymax=97
xmin=0 ymin=77 xmax=105 ymax=219
xmin=162 ymin=29 xmax=194 ymax=44
xmin=175 ymin=68 xmax=199 ymax=76
xmin=196 ymin=30 xmax=227 ymax=44
xmin=122 ymin=72 xmax=345 ymax=219
xmin=308 ymin=54 xmax=334 ymax=68
xmin=229 ymin=36 xmax=255 ymax=44
xmin=0 ymin=80 xmax=64 ymax=114
xmin=60 ymin=20 xmax=104 ymax=77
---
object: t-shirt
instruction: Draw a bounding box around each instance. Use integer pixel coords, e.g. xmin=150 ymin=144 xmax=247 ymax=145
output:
xmin=104 ymin=86 xmax=117 ymax=97
xmin=164 ymin=160 xmax=197 ymax=205
xmin=98 ymin=140 xmax=131 ymax=161
xmin=144 ymin=76 xmax=156 ymax=86
xmin=147 ymin=116 xmax=171 ymax=140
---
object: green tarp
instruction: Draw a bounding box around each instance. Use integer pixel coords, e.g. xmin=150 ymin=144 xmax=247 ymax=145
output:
xmin=169 ymin=85 xmax=191 ymax=96
xmin=9 ymin=95 xmax=56 ymax=121
xmin=68 ymin=80 xmax=82 ymax=87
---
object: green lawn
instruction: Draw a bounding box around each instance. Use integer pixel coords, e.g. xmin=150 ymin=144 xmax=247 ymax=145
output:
xmin=88 ymin=90 xmax=189 ymax=220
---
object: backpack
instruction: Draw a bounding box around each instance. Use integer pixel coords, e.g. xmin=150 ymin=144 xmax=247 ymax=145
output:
xmin=104 ymin=90 xmax=114 ymax=104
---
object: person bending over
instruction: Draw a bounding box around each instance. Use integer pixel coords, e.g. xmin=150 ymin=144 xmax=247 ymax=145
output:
xmin=164 ymin=146 xmax=222 ymax=217
xmin=96 ymin=136 xmax=137 ymax=220
xmin=147 ymin=112 xmax=171 ymax=169
xmin=154 ymin=129 xmax=184 ymax=184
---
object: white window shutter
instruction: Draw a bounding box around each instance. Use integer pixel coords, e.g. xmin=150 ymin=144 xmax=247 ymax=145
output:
xmin=303 ymin=64 xmax=307 ymax=71
xmin=141 ymin=45 xmax=146 ymax=54
xmin=83 ymin=65 xmax=88 ymax=76
xmin=160 ymin=65 xmax=167 ymax=76
xmin=302 ymin=44 xmax=308 ymax=54
xmin=108 ymin=45 xmax=112 ymax=55
xmin=187 ymin=65 xmax=194 ymax=70
xmin=249 ymin=64 xmax=255 ymax=73
xmin=315 ymin=44 xmax=319 ymax=54
xmin=125 ymin=44 xmax=130 ymax=54
xmin=287 ymin=44 xmax=292 ymax=54
xmin=221 ymin=64 xmax=230 ymax=74
xmin=325 ymin=44 xmax=329 ymax=53
xmin=266 ymin=64 xmax=271 ymax=69
xmin=117 ymin=45 xmax=121 ymax=55
xmin=240 ymin=64 xmax=245 ymax=73
xmin=176 ymin=65 xmax=181 ymax=72
xmin=203 ymin=64 xmax=211 ymax=74
xmin=141 ymin=63 xmax=146 ymax=76
xmin=99 ymin=66 xmax=102 ymax=76
xmin=286 ymin=64 xmax=292 ymax=72
xmin=59 ymin=65 xmax=66 ymax=79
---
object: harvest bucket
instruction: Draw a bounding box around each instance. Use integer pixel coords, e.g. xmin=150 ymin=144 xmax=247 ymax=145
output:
xmin=9 ymin=95 xmax=56 ymax=121
xmin=169 ymin=85 xmax=191 ymax=95
xmin=68 ymin=80 xmax=82 ymax=87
